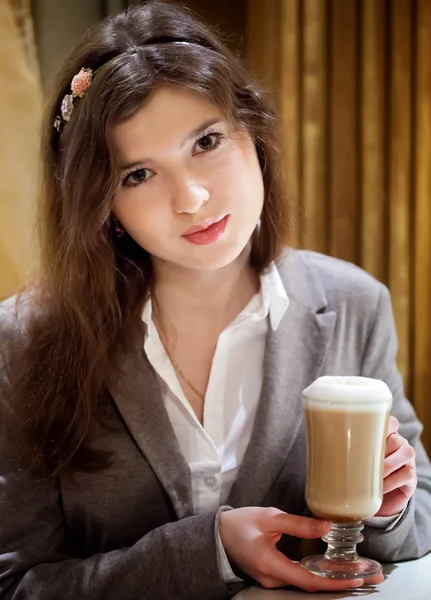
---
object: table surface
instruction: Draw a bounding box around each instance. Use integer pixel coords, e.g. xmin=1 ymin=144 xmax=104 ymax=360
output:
xmin=233 ymin=552 xmax=431 ymax=600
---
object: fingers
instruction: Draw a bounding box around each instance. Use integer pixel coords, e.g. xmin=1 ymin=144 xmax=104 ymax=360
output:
xmin=293 ymin=566 xmax=367 ymax=593
xmin=259 ymin=550 xmax=364 ymax=592
xmin=386 ymin=416 xmax=399 ymax=437
xmin=383 ymin=464 xmax=417 ymax=495
xmin=385 ymin=432 xmax=409 ymax=457
xmin=384 ymin=443 xmax=416 ymax=477
xmin=292 ymin=564 xmax=365 ymax=593
xmin=364 ymin=573 xmax=385 ymax=585
xmin=272 ymin=512 xmax=331 ymax=539
xmin=377 ymin=488 xmax=412 ymax=516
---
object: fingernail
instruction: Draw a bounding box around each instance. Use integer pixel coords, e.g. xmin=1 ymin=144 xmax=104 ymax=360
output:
xmin=348 ymin=579 xmax=364 ymax=588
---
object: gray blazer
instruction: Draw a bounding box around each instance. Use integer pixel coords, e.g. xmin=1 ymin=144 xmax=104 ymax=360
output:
xmin=1 ymin=250 xmax=430 ymax=600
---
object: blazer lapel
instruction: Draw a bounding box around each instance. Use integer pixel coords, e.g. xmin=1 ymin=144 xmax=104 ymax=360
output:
xmin=108 ymin=322 xmax=193 ymax=520
xmin=227 ymin=251 xmax=337 ymax=508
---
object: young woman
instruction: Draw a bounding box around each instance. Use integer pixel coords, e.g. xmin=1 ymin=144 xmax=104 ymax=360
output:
xmin=1 ymin=2 xmax=430 ymax=599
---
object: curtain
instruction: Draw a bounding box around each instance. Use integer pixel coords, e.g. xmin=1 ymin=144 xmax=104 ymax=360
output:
xmin=0 ymin=0 xmax=41 ymax=300
xmin=247 ymin=0 xmax=431 ymax=454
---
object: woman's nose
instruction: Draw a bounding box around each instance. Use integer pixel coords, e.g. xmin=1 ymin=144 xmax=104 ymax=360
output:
xmin=171 ymin=180 xmax=210 ymax=214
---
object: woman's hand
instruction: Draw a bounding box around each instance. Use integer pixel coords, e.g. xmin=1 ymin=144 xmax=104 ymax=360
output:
xmin=219 ymin=507 xmax=384 ymax=592
xmin=375 ymin=416 xmax=417 ymax=517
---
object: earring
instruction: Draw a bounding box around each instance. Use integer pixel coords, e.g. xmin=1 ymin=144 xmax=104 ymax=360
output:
xmin=112 ymin=219 xmax=124 ymax=239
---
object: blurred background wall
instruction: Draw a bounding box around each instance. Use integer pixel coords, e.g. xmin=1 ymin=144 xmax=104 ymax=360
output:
xmin=1 ymin=0 xmax=430 ymax=452
xmin=1 ymin=0 xmax=41 ymax=301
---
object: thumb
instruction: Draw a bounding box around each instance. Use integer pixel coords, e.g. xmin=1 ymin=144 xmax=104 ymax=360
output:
xmin=271 ymin=512 xmax=331 ymax=539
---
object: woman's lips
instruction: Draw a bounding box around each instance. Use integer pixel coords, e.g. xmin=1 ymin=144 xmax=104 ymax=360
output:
xmin=181 ymin=215 xmax=229 ymax=245
xmin=182 ymin=215 xmax=226 ymax=236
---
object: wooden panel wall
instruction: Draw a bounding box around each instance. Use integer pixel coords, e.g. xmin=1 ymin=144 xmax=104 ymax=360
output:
xmin=247 ymin=0 xmax=431 ymax=454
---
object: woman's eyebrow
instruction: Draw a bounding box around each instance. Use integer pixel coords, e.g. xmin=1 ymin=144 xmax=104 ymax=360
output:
xmin=182 ymin=118 xmax=222 ymax=145
xmin=119 ymin=159 xmax=151 ymax=172
xmin=119 ymin=118 xmax=223 ymax=172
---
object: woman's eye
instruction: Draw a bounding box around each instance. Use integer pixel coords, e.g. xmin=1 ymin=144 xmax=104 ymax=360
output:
xmin=123 ymin=168 xmax=152 ymax=188
xmin=194 ymin=132 xmax=224 ymax=154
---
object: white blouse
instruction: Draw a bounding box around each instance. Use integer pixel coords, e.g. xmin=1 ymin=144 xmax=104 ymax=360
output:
xmin=142 ymin=262 xmax=289 ymax=515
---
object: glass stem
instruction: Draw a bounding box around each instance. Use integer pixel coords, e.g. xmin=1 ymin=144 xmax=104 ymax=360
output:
xmin=322 ymin=522 xmax=364 ymax=562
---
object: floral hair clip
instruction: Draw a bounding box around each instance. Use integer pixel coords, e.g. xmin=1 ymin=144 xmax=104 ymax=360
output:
xmin=54 ymin=67 xmax=94 ymax=132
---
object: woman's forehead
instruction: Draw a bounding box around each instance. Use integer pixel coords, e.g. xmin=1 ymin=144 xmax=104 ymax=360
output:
xmin=111 ymin=85 xmax=225 ymax=161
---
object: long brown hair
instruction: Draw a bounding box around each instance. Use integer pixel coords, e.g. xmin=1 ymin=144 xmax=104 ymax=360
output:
xmin=13 ymin=0 xmax=291 ymax=478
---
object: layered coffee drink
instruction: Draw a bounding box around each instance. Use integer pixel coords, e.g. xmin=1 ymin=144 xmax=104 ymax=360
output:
xmin=302 ymin=376 xmax=392 ymax=523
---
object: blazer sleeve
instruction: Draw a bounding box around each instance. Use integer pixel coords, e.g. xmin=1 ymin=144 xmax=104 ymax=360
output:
xmin=0 ymin=306 xmax=244 ymax=600
xmin=359 ymin=283 xmax=431 ymax=561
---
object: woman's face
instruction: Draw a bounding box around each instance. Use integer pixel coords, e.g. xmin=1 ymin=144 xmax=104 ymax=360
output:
xmin=111 ymin=85 xmax=264 ymax=271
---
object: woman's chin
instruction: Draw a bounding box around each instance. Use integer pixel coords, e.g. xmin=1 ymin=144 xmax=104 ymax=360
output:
xmin=177 ymin=239 xmax=249 ymax=272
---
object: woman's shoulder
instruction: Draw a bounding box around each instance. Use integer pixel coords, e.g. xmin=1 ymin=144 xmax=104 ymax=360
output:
xmin=278 ymin=248 xmax=387 ymax=315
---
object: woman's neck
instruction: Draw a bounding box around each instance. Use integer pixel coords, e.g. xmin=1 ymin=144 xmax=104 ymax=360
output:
xmin=152 ymin=248 xmax=260 ymax=337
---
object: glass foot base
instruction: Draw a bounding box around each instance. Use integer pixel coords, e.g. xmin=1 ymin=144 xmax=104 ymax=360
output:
xmin=301 ymin=554 xmax=383 ymax=580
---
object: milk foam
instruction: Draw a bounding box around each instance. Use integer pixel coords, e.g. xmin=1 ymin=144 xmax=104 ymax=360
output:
xmin=303 ymin=376 xmax=392 ymax=411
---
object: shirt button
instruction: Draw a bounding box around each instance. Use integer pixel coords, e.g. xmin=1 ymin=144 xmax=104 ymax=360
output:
xmin=203 ymin=476 xmax=218 ymax=488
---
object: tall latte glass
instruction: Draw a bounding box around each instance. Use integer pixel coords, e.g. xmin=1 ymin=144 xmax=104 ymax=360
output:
xmin=300 ymin=376 xmax=392 ymax=579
